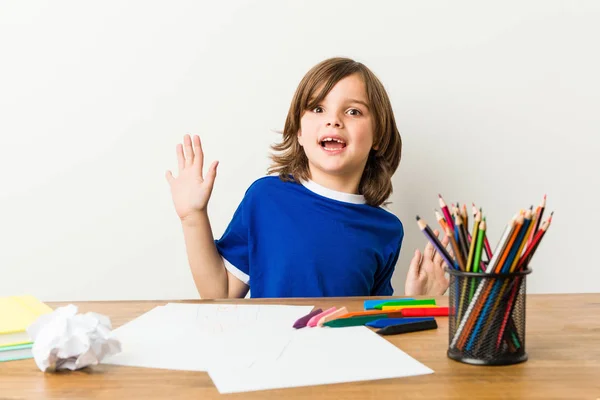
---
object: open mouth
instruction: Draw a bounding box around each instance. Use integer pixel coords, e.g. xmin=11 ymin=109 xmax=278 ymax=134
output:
xmin=320 ymin=137 xmax=347 ymax=152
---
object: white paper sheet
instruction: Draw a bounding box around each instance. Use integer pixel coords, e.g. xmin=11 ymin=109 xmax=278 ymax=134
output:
xmin=102 ymin=303 xmax=313 ymax=371
xmin=208 ymin=326 xmax=434 ymax=394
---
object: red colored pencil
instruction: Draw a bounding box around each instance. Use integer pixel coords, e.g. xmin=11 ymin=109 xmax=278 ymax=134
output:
xmin=438 ymin=194 xmax=455 ymax=231
xmin=517 ymin=212 xmax=553 ymax=270
xmin=528 ymin=194 xmax=546 ymax=246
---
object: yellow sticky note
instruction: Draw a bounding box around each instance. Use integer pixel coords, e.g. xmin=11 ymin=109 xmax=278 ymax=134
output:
xmin=0 ymin=295 xmax=53 ymax=347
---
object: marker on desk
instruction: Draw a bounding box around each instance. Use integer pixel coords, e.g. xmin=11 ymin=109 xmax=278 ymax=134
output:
xmin=374 ymin=299 xmax=436 ymax=310
xmin=401 ymin=307 xmax=449 ymax=317
xmin=380 ymin=304 xmax=437 ymax=311
xmin=307 ymin=307 xmax=336 ymax=327
xmin=317 ymin=307 xmax=348 ymax=327
xmin=364 ymin=298 xmax=415 ymax=310
xmin=323 ymin=314 xmax=391 ymax=328
xmin=376 ymin=319 xmax=438 ymax=336
xmin=293 ymin=308 xmax=322 ymax=329
xmin=338 ymin=310 xmax=405 ymax=319
xmin=366 ymin=317 xmax=435 ymax=329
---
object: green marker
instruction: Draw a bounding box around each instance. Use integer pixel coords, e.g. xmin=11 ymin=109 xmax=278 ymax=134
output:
xmin=374 ymin=299 xmax=436 ymax=310
xmin=323 ymin=315 xmax=385 ymax=328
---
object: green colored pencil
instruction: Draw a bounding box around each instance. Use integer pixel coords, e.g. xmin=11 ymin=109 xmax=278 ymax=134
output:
xmin=473 ymin=219 xmax=486 ymax=273
xmin=465 ymin=209 xmax=481 ymax=272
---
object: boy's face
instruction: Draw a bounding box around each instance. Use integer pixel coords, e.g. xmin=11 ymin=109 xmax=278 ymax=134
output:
xmin=298 ymin=74 xmax=375 ymax=188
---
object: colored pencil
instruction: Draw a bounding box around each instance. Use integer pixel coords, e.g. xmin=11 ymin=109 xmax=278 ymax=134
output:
xmin=529 ymin=194 xmax=546 ymax=246
xmin=450 ymin=215 xmax=517 ymax=349
xmin=416 ymin=216 xmax=455 ymax=269
xmin=438 ymin=194 xmax=455 ymax=231
xmin=492 ymin=214 xmax=524 ymax=273
xmin=455 ymin=214 xmax=470 ymax=262
xmin=465 ymin=209 xmax=482 ymax=272
xmin=473 ymin=211 xmax=534 ymax=351
xmin=495 ymin=213 xmax=554 ymax=349
xmin=472 ymin=219 xmax=486 ymax=274
xmin=435 ymin=209 xmax=449 ymax=234
xmin=446 ymin=226 xmax=465 ymax=271
xmin=499 ymin=210 xmax=532 ymax=273
xmin=473 ymin=203 xmax=493 ymax=261
xmin=424 ymin=195 xmax=552 ymax=357
xmin=465 ymin=215 xmax=528 ymax=351
xmin=517 ymin=212 xmax=553 ymax=270
xmin=462 ymin=203 xmax=469 ymax=230
xmin=460 ymin=215 xmax=525 ymax=349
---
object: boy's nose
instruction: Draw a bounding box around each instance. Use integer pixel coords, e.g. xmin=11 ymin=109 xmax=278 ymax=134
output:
xmin=326 ymin=118 xmax=343 ymax=128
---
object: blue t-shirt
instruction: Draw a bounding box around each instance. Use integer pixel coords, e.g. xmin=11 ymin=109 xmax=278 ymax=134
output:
xmin=215 ymin=176 xmax=404 ymax=298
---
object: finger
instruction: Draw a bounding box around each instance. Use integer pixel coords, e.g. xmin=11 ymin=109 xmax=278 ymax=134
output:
xmin=434 ymin=254 xmax=448 ymax=280
xmin=434 ymin=265 xmax=450 ymax=295
xmin=431 ymin=229 xmax=440 ymax=258
xmin=433 ymin=234 xmax=450 ymax=267
xmin=176 ymin=143 xmax=185 ymax=173
xmin=165 ymin=170 xmax=175 ymax=185
xmin=446 ymin=236 xmax=455 ymax=258
xmin=434 ymin=236 xmax=452 ymax=271
xmin=407 ymin=249 xmax=422 ymax=279
xmin=204 ymin=161 xmax=219 ymax=191
xmin=183 ymin=134 xmax=194 ymax=168
xmin=423 ymin=239 xmax=435 ymax=261
xmin=193 ymin=135 xmax=204 ymax=176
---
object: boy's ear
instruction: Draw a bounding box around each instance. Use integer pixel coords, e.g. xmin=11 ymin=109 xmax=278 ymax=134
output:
xmin=297 ymin=129 xmax=303 ymax=146
xmin=372 ymin=137 xmax=380 ymax=151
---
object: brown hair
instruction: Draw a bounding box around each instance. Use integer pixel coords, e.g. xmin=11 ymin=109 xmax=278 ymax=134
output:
xmin=267 ymin=57 xmax=402 ymax=207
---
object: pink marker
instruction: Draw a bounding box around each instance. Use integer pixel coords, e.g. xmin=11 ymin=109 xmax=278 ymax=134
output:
xmin=307 ymin=307 xmax=337 ymax=327
xmin=317 ymin=307 xmax=349 ymax=327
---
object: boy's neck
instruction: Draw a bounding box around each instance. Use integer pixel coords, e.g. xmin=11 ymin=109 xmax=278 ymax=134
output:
xmin=307 ymin=167 xmax=362 ymax=195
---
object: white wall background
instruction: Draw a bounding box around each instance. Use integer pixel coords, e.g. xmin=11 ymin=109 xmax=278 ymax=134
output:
xmin=1 ymin=0 xmax=598 ymax=301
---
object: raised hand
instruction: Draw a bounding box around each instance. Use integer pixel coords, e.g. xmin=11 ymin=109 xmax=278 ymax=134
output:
xmin=405 ymin=230 xmax=450 ymax=296
xmin=165 ymin=134 xmax=219 ymax=222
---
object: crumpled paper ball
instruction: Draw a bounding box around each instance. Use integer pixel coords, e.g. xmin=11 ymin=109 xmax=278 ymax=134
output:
xmin=26 ymin=304 xmax=122 ymax=372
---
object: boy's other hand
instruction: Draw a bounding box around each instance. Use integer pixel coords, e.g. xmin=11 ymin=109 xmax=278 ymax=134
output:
xmin=166 ymin=134 xmax=219 ymax=222
xmin=405 ymin=230 xmax=450 ymax=296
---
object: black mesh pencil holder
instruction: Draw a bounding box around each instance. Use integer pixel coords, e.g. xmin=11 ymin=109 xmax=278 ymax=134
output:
xmin=446 ymin=267 xmax=532 ymax=366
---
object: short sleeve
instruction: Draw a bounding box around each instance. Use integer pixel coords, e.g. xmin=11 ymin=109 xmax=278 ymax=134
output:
xmin=371 ymin=235 xmax=403 ymax=296
xmin=215 ymin=197 xmax=250 ymax=286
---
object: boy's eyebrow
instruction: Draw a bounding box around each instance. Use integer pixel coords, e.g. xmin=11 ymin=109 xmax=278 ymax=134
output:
xmin=307 ymin=97 xmax=370 ymax=109
xmin=347 ymin=99 xmax=370 ymax=109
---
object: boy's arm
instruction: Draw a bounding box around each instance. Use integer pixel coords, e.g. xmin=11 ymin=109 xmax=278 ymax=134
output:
xmin=182 ymin=212 xmax=248 ymax=299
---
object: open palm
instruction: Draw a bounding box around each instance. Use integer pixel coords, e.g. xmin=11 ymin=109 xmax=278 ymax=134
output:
xmin=165 ymin=134 xmax=219 ymax=221
xmin=405 ymin=230 xmax=450 ymax=296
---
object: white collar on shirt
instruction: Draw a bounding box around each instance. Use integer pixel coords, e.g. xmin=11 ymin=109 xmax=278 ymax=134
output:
xmin=300 ymin=179 xmax=366 ymax=205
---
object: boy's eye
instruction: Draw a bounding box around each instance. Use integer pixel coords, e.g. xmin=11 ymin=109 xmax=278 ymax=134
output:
xmin=312 ymin=106 xmax=324 ymax=113
xmin=347 ymin=108 xmax=362 ymax=116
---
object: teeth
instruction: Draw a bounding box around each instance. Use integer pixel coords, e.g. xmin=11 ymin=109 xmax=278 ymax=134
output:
xmin=321 ymin=138 xmax=345 ymax=143
xmin=322 ymin=147 xmax=344 ymax=151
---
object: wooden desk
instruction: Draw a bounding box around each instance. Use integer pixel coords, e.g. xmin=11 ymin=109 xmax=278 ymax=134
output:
xmin=1 ymin=294 xmax=599 ymax=399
